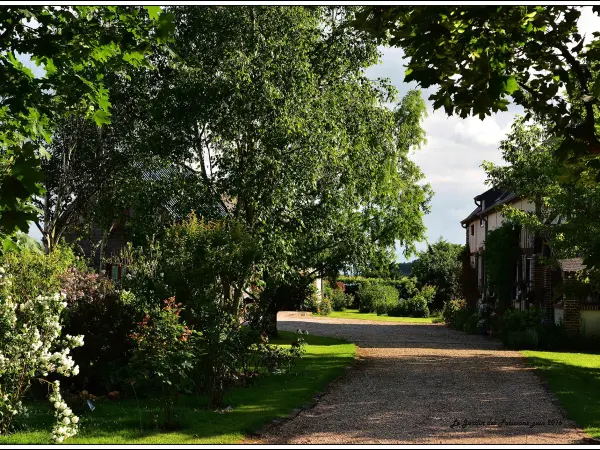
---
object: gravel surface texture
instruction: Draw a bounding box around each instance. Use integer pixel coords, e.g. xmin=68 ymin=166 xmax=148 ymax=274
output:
xmin=256 ymin=312 xmax=590 ymax=444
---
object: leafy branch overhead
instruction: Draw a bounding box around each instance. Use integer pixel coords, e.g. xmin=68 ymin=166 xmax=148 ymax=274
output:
xmin=0 ymin=6 xmax=174 ymax=237
xmin=352 ymin=6 xmax=600 ymax=168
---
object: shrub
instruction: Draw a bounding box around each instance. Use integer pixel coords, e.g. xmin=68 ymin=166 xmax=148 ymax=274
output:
xmin=374 ymin=294 xmax=398 ymax=316
xmin=0 ymin=287 xmax=84 ymax=441
xmin=63 ymin=271 xmax=140 ymax=394
xmin=357 ymin=283 xmax=398 ymax=314
xmin=129 ymin=297 xmax=199 ymax=429
xmin=406 ymin=295 xmax=430 ymax=318
xmin=462 ymin=312 xmax=480 ymax=334
xmin=316 ymin=296 xmax=332 ymax=316
xmin=499 ymin=308 xmax=542 ymax=349
xmin=387 ymin=299 xmax=408 ymax=317
xmin=419 ymin=285 xmax=437 ymax=304
xmin=255 ymin=336 xmax=306 ymax=375
xmin=389 ymin=295 xmax=429 ymax=318
xmin=1 ymin=244 xmax=81 ymax=305
xmin=0 ymin=248 xmax=85 ymax=442
xmin=442 ymin=299 xmax=467 ymax=323
xmin=448 ymin=305 xmax=478 ymax=333
xmin=329 ymin=289 xmax=353 ymax=311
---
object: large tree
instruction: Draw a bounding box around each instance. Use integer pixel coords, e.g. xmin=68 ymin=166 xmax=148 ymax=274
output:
xmin=145 ymin=6 xmax=432 ymax=329
xmin=352 ymin=5 xmax=600 ymax=265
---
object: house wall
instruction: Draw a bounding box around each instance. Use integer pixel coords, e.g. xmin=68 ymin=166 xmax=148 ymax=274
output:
xmin=556 ymin=308 xmax=600 ymax=337
xmin=467 ymin=198 xmax=536 ymax=254
xmin=581 ymin=310 xmax=600 ymax=337
xmin=554 ymin=307 xmax=564 ymax=324
xmin=314 ymin=276 xmax=323 ymax=300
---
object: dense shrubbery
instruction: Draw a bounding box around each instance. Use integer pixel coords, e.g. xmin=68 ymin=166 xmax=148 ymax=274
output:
xmin=357 ymin=282 xmax=398 ymax=313
xmin=329 ymin=289 xmax=353 ymax=312
xmin=0 ymin=246 xmax=85 ymax=441
xmin=389 ymin=295 xmax=429 ymax=318
xmin=339 ymin=275 xmax=418 ymax=305
xmin=0 ymin=217 xmax=312 ymax=437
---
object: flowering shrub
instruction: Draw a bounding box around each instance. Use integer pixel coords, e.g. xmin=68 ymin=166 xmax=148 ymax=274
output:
xmin=0 ymin=284 xmax=84 ymax=441
xmin=129 ymin=297 xmax=199 ymax=429
xmin=49 ymin=381 xmax=79 ymax=443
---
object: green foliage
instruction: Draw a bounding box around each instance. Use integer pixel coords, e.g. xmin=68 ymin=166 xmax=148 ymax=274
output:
xmin=373 ymin=293 xmax=398 ymax=316
xmin=388 ymin=296 xmax=429 ymax=318
xmin=357 ymin=282 xmax=398 ymax=314
xmin=159 ymin=214 xmax=258 ymax=321
xmin=483 ymin=222 xmax=521 ymax=310
xmin=62 ymin=270 xmax=139 ymax=393
xmin=338 ymin=275 xmax=418 ymax=300
xmin=129 ymin=297 xmax=199 ymax=429
xmin=442 ymin=298 xmax=467 ymax=324
xmin=315 ymin=296 xmax=332 ymax=316
xmin=0 ymin=244 xmax=80 ymax=303
xmin=353 ymin=5 xmax=600 ymax=268
xmin=159 ymin=6 xmax=431 ymax=326
xmin=499 ymin=308 xmax=542 ymax=349
xmin=410 ymin=238 xmax=462 ymax=310
xmin=328 ymin=289 xmax=353 ymax=312
xmin=0 ymin=6 xmax=173 ymax=238
xmin=352 ymin=7 xmax=600 ymax=164
xmin=458 ymin=245 xmax=479 ymax=307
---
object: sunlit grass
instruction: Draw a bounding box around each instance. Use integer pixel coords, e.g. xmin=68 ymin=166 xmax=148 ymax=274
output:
xmin=0 ymin=331 xmax=356 ymax=444
xmin=522 ymin=350 xmax=600 ymax=438
xmin=323 ymin=308 xmax=438 ymax=324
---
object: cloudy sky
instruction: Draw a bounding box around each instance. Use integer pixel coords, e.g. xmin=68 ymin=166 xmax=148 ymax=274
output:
xmin=367 ymin=6 xmax=600 ymax=262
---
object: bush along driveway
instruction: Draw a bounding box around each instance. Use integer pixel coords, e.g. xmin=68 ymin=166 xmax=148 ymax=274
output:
xmin=258 ymin=313 xmax=590 ymax=444
xmin=0 ymin=332 xmax=356 ymax=445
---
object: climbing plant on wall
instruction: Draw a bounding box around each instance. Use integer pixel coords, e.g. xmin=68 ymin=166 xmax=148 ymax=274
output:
xmin=483 ymin=222 xmax=521 ymax=311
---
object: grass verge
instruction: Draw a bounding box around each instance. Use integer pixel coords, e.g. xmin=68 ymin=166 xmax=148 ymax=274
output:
xmin=322 ymin=308 xmax=438 ymax=324
xmin=522 ymin=350 xmax=600 ymax=439
xmin=0 ymin=331 xmax=356 ymax=444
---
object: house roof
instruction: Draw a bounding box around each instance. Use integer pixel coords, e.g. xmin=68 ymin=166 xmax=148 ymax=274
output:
xmin=558 ymin=258 xmax=585 ymax=272
xmin=460 ymin=187 xmax=517 ymax=225
xmin=136 ymin=161 xmax=228 ymax=219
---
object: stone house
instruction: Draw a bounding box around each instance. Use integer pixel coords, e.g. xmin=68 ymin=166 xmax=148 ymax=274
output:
xmin=460 ymin=187 xmax=600 ymax=336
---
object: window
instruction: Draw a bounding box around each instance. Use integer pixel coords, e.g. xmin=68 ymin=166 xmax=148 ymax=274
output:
xmin=470 ymin=224 xmax=474 ymax=236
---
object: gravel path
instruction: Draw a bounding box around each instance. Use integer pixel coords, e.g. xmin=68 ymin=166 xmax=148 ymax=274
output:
xmin=256 ymin=312 xmax=590 ymax=444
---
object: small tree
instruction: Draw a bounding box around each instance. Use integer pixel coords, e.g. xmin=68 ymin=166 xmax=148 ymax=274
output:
xmin=411 ymin=238 xmax=462 ymax=310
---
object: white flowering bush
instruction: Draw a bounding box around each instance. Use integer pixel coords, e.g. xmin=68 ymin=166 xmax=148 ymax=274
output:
xmin=0 ymin=273 xmax=84 ymax=442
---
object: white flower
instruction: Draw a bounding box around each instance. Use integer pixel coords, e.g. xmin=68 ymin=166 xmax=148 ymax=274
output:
xmin=54 ymin=402 xmax=61 ymax=409
xmin=62 ymin=417 xmax=70 ymax=425
xmin=56 ymin=436 xmax=64 ymax=443
xmin=71 ymin=416 xmax=79 ymax=424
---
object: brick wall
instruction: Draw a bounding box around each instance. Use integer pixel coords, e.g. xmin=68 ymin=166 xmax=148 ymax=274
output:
xmin=563 ymin=274 xmax=581 ymax=335
xmin=532 ymin=255 xmax=552 ymax=323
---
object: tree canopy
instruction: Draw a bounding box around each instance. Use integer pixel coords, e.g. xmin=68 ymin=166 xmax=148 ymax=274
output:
xmin=0 ymin=6 xmax=173 ymax=243
xmin=352 ymin=6 xmax=600 ymax=177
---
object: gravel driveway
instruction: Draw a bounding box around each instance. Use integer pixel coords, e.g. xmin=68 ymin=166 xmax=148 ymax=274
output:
xmin=256 ymin=312 xmax=590 ymax=444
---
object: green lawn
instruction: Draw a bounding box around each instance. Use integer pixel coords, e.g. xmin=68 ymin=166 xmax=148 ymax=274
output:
xmin=323 ymin=308 xmax=438 ymax=323
xmin=0 ymin=331 xmax=356 ymax=445
xmin=522 ymin=350 xmax=600 ymax=438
